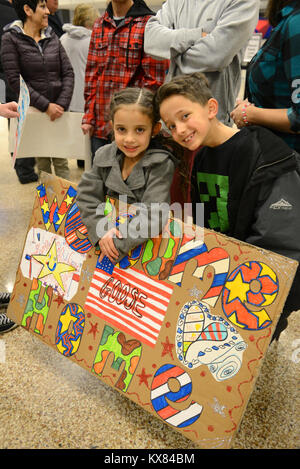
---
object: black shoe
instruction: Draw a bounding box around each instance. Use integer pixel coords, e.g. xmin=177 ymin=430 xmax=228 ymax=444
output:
xmin=0 ymin=293 xmax=18 ymax=333
xmin=0 ymin=312 xmax=18 ymax=333
xmin=0 ymin=292 xmax=11 ymax=306
xmin=18 ymin=173 xmax=38 ymax=184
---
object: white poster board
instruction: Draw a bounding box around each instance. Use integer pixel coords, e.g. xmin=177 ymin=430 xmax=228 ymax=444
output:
xmin=9 ymin=84 xmax=91 ymax=170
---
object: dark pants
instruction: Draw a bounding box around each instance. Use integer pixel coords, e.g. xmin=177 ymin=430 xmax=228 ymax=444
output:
xmin=91 ymin=136 xmax=110 ymax=164
xmin=14 ymin=158 xmax=37 ymax=182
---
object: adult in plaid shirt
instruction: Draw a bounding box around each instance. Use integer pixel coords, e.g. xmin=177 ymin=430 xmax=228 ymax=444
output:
xmin=81 ymin=0 xmax=169 ymax=161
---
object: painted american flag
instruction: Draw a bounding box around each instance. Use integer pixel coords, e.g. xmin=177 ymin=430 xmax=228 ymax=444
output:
xmin=84 ymin=264 xmax=174 ymax=348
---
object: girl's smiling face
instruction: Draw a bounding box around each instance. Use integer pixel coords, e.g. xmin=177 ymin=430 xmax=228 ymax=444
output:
xmin=159 ymin=94 xmax=217 ymax=150
xmin=112 ymin=104 xmax=160 ymax=162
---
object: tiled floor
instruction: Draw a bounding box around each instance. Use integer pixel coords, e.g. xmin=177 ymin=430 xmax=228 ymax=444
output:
xmin=0 ymin=117 xmax=299 ymax=449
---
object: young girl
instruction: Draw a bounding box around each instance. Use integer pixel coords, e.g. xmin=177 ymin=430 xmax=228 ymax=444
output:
xmin=76 ymin=87 xmax=178 ymax=264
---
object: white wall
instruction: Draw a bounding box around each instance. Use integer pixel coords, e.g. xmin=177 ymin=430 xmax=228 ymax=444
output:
xmin=58 ymin=0 xmax=164 ymax=11
xmin=58 ymin=0 xmax=267 ymax=13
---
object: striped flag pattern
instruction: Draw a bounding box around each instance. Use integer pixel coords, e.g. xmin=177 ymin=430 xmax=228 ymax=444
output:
xmin=169 ymin=235 xmax=230 ymax=307
xmin=151 ymin=364 xmax=203 ymax=427
xmin=64 ymin=203 xmax=93 ymax=254
xmin=84 ymin=265 xmax=173 ymax=348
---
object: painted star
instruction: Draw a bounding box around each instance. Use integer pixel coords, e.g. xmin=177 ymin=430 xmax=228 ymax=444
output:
xmin=161 ymin=336 xmax=175 ymax=360
xmin=54 ymin=294 xmax=65 ymax=307
xmin=87 ymin=321 xmax=99 ymax=340
xmin=189 ymin=285 xmax=202 ymax=298
xmin=32 ymin=240 xmax=75 ymax=291
xmin=137 ymin=367 xmax=152 ymax=388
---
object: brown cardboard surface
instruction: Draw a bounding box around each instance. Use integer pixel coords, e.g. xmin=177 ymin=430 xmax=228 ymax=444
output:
xmin=7 ymin=173 xmax=298 ymax=449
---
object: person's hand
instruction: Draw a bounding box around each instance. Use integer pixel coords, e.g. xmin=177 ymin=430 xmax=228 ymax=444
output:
xmin=230 ymin=99 xmax=252 ymax=128
xmin=0 ymin=101 xmax=19 ymax=118
xmin=46 ymin=103 xmax=64 ymax=121
xmin=81 ymin=123 xmax=94 ymax=136
xmin=98 ymin=228 xmax=122 ymax=263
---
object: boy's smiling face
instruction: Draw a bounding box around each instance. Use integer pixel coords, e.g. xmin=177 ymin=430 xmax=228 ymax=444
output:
xmin=159 ymin=94 xmax=217 ymax=150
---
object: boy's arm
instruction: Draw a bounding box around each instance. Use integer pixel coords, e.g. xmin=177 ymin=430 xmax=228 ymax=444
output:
xmin=246 ymin=169 xmax=300 ymax=265
xmin=245 ymin=168 xmax=300 ymax=313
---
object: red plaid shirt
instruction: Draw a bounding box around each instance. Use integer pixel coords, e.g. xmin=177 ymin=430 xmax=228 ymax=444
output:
xmin=83 ymin=11 xmax=169 ymax=139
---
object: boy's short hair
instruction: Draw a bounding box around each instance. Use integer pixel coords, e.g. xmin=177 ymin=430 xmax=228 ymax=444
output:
xmin=12 ymin=0 xmax=40 ymax=22
xmin=154 ymin=72 xmax=213 ymax=118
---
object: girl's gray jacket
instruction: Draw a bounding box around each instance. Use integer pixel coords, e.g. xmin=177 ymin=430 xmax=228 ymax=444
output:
xmin=76 ymin=140 xmax=178 ymax=262
xmin=144 ymin=0 xmax=259 ymax=124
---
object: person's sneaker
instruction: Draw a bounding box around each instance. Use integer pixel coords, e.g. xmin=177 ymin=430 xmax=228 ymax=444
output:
xmin=0 ymin=312 xmax=18 ymax=333
xmin=0 ymin=292 xmax=11 ymax=306
xmin=0 ymin=293 xmax=18 ymax=333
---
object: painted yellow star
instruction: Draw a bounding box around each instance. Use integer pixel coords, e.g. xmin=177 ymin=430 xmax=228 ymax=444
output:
xmin=40 ymin=199 xmax=49 ymax=214
xmin=65 ymin=193 xmax=74 ymax=206
xmin=59 ymin=306 xmax=75 ymax=333
xmin=32 ymin=240 xmax=75 ymax=291
xmin=226 ymin=270 xmax=250 ymax=304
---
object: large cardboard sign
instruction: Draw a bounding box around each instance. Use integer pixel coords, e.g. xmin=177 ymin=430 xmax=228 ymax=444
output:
xmin=7 ymin=174 xmax=298 ymax=449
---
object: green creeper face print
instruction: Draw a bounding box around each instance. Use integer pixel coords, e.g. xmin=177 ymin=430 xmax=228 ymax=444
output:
xmin=197 ymin=172 xmax=229 ymax=232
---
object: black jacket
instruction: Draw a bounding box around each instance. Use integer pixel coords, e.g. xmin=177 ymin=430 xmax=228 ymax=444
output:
xmin=0 ymin=0 xmax=18 ymax=100
xmin=1 ymin=21 xmax=74 ymax=111
xmin=48 ymin=12 xmax=64 ymax=38
xmin=228 ymin=126 xmax=300 ymax=312
xmin=0 ymin=0 xmax=17 ymax=73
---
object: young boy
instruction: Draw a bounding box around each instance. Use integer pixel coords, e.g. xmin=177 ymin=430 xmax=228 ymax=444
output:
xmin=155 ymin=72 xmax=300 ymax=340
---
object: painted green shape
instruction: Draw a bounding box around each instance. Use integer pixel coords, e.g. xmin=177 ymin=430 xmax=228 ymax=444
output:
xmin=142 ymin=239 xmax=154 ymax=263
xmin=164 ymin=238 xmax=175 ymax=259
xmin=197 ymin=172 xmax=229 ymax=232
xmin=21 ymin=279 xmax=51 ymax=334
xmin=169 ymin=220 xmax=182 ymax=237
xmin=146 ymin=257 xmax=162 ymax=276
xmin=104 ymin=198 xmax=113 ymax=217
xmin=100 ymin=324 xmax=114 ymax=346
xmin=93 ymin=325 xmax=142 ymax=392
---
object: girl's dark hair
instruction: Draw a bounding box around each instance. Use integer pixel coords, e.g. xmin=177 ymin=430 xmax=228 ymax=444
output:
xmin=109 ymin=87 xmax=158 ymax=124
xmin=12 ymin=0 xmax=40 ymax=22
xmin=266 ymin=0 xmax=296 ymax=26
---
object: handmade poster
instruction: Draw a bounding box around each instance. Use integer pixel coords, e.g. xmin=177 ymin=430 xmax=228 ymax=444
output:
xmin=9 ymin=107 xmax=91 ymax=170
xmin=7 ymin=174 xmax=298 ymax=449
xmin=12 ymin=75 xmax=30 ymax=167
